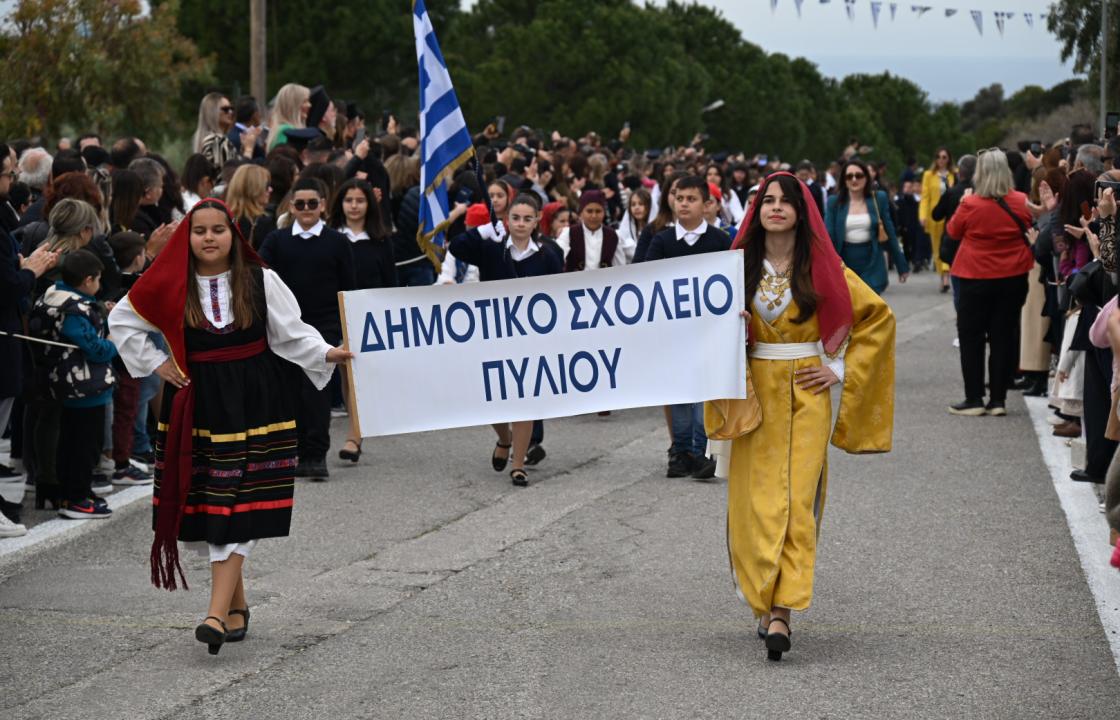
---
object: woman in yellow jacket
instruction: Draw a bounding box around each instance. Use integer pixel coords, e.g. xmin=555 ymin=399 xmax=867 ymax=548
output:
xmin=919 ymin=147 xmax=956 ymax=292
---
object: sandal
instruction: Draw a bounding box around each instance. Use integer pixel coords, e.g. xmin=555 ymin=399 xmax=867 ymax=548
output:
xmin=492 ymin=442 xmax=511 ymax=472
xmin=338 ymin=439 xmax=362 ymax=463
xmin=756 ymin=617 xmax=769 ymax=640
xmin=765 ymin=617 xmax=792 ymax=661
xmin=195 ymin=616 xmax=227 ymax=655
xmin=510 ymin=468 xmax=529 ymax=487
xmin=226 ymin=607 xmax=250 ymax=642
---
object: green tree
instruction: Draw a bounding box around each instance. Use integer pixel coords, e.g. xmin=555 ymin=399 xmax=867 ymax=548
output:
xmin=1047 ymin=0 xmax=1118 ymax=114
xmin=0 ymin=0 xmax=212 ymax=140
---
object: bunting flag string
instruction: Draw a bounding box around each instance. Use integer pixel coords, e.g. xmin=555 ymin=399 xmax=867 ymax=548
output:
xmin=765 ymin=0 xmax=1045 ymax=37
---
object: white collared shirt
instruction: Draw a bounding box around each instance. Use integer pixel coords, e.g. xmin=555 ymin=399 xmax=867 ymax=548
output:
xmin=675 ymin=220 xmax=709 ymax=246
xmin=556 ymin=222 xmax=632 ymax=269
xmin=293 ymin=219 xmax=325 ymax=238
xmin=506 ymin=237 xmax=540 ymax=262
xmin=342 ymin=226 xmax=370 ymax=243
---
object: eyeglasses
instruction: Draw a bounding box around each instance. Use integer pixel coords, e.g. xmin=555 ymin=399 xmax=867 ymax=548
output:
xmin=845 ymin=172 xmax=866 ymax=180
xmin=292 ymin=199 xmax=320 ymax=211
xmin=219 ymin=106 xmax=234 ymax=114
xmin=937 ymin=154 xmax=949 ymax=160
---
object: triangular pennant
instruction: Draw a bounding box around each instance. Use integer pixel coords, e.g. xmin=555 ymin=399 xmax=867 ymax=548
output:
xmin=995 ymin=10 xmax=1006 ymax=37
xmin=945 ymin=8 xmax=957 ymax=17
xmin=1024 ymin=12 xmax=1033 ymax=28
xmin=771 ymin=0 xmax=779 ymax=12
xmin=820 ymin=0 xmax=832 ymax=4
xmin=970 ymin=9 xmax=983 ymax=35
xmin=871 ymin=1 xmax=882 ymax=27
xmin=794 ymin=0 xmax=805 ymax=17
xmin=845 ymin=0 xmax=856 ymax=21
xmin=912 ymin=5 xmax=932 ymax=18
xmin=890 ymin=2 xmax=898 ymax=20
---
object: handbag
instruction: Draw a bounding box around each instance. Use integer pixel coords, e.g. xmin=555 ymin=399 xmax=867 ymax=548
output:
xmin=873 ymin=193 xmax=889 ymax=243
xmin=939 ymin=233 xmax=960 ymax=265
xmin=704 ymin=367 xmax=762 ymax=440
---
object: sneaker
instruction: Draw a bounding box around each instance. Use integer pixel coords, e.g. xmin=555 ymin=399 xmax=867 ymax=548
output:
xmin=112 ymin=464 xmax=153 ymax=485
xmin=330 ymin=406 xmax=348 ymax=418
xmin=691 ymin=455 xmax=718 ymax=481
xmin=525 ymin=444 xmax=547 ymax=466
xmin=948 ymin=400 xmax=986 ymax=416
xmin=90 ymin=494 xmax=109 ymax=511
xmin=131 ymin=450 xmax=155 ymax=467
xmin=90 ymin=474 xmax=113 ymax=494
xmin=985 ymin=401 xmax=1007 ymax=417
xmin=97 ymin=454 xmax=115 ymax=473
xmin=0 ymin=511 xmax=26 ymax=537
xmin=58 ymin=498 xmax=112 ymax=520
xmin=667 ymin=453 xmax=694 ymax=478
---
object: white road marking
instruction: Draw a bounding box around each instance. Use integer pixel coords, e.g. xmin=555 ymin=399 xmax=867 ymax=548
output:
xmin=1026 ymin=395 xmax=1120 ymax=674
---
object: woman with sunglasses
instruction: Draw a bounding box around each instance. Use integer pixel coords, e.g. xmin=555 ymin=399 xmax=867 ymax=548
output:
xmin=825 ymin=160 xmax=909 ymax=294
xmin=919 ymin=147 xmax=957 ymax=293
xmin=191 ymin=93 xmax=258 ymax=174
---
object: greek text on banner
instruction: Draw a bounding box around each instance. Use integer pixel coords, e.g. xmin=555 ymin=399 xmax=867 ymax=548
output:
xmin=339 ymin=250 xmax=747 ymax=437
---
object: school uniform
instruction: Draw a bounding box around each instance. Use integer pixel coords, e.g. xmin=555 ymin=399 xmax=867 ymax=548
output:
xmin=448 ymin=229 xmax=564 ymax=280
xmin=259 ymin=220 xmax=356 ymax=467
xmin=642 ymin=221 xmax=731 ymax=466
xmin=643 ymin=220 xmax=732 ymax=261
xmin=342 ymin=226 xmax=398 ymax=289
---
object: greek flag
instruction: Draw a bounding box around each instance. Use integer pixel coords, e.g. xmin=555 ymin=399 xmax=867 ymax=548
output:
xmin=414 ymin=0 xmax=475 ymax=270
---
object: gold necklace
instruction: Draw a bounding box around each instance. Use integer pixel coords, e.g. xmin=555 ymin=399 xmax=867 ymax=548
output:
xmin=759 ymin=262 xmax=792 ymax=311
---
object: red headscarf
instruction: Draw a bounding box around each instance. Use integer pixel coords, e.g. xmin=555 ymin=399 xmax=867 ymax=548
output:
xmin=127 ymin=198 xmax=263 ymax=377
xmin=732 ymin=172 xmax=852 ymax=355
xmin=128 ymin=198 xmax=264 ymax=590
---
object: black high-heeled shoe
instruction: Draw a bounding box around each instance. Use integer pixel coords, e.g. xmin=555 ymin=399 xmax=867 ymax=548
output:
xmin=492 ymin=443 xmax=511 ymax=472
xmin=226 ymin=608 xmax=250 ymax=642
xmin=765 ymin=617 xmax=792 ymax=661
xmin=195 ymin=616 xmax=227 ymax=655
xmin=510 ymin=468 xmax=528 ymax=487
xmin=338 ymin=440 xmax=362 ymax=463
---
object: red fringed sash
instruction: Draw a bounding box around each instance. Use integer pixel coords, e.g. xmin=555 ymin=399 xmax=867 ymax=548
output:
xmin=150 ymin=337 xmax=268 ymax=591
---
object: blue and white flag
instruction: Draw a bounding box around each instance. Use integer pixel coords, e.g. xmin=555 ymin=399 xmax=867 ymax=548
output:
xmin=414 ymin=0 xmax=475 ymax=270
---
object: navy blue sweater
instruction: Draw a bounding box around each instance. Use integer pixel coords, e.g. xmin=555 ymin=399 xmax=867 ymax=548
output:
xmin=259 ymin=224 xmax=356 ymax=338
xmin=449 ymin=230 xmax=564 ymax=281
xmin=643 ymin=224 xmax=731 ymax=261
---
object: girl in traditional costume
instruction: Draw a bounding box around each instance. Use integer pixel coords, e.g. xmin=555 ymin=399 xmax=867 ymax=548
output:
xmin=109 ymin=199 xmax=351 ymax=655
xmin=724 ymin=173 xmax=895 ymax=661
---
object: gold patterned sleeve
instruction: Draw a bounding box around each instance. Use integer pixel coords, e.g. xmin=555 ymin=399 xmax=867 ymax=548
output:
xmin=830 ymin=268 xmax=896 ymax=454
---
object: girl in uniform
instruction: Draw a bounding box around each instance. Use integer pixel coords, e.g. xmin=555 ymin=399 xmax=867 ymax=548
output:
xmin=109 ymin=198 xmax=351 ymax=654
xmin=448 ymin=193 xmax=563 ymax=486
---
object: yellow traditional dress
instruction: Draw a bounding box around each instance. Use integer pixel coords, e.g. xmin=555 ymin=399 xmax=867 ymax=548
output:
xmin=727 ymin=263 xmax=895 ymax=616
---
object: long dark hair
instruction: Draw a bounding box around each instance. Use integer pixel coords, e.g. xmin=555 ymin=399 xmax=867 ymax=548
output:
xmin=184 ymin=199 xmax=258 ymax=331
xmin=330 ymin=178 xmax=386 ymax=240
xmin=837 ymin=159 xmax=872 ymax=205
xmin=741 ymin=174 xmax=818 ymax=324
xmin=109 ymin=169 xmax=143 ymax=231
xmin=651 ymin=171 xmax=688 ymax=233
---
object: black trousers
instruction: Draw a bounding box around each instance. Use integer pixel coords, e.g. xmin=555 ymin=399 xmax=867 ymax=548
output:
xmin=1084 ymin=345 xmax=1119 ymax=478
xmin=956 ymin=274 xmax=1029 ymax=403
xmin=58 ymin=404 xmax=105 ymax=504
xmin=297 ymin=325 xmax=340 ymax=463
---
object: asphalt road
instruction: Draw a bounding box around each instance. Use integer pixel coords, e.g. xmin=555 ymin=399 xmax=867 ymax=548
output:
xmin=1 ymin=269 xmax=1117 ymax=719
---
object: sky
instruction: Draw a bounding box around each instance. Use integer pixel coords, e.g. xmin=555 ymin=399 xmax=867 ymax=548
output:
xmin=655 ymin=0 xmax=1078 ymax=102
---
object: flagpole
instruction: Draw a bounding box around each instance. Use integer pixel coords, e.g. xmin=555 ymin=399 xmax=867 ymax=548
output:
xmin=1102 ymin=0 xmax=1110 ymax=138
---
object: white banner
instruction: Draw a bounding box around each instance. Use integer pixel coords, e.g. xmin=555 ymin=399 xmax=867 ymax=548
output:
xmin=340 ymin=251 xmax=747 ymax=437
